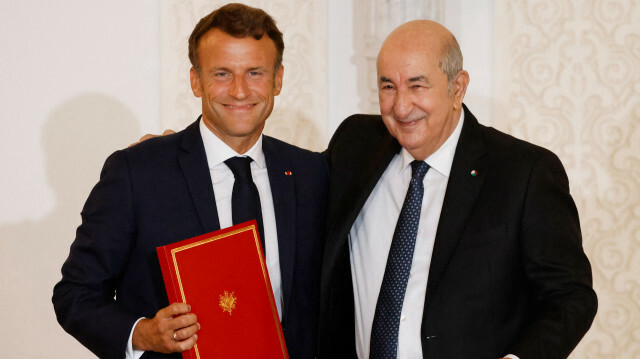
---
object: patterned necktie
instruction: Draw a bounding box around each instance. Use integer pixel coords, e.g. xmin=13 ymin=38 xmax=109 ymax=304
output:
xmin=224 ymin=156 xmax=265 ymax=253
xmin=370 ymin=160 xmax=430 ymax=359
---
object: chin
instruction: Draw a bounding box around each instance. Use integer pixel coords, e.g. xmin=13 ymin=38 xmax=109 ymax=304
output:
xmin=234 ymin=124 xmax=264 ymax=136
xmin=396 ymin=133 xmax=423 ymax=147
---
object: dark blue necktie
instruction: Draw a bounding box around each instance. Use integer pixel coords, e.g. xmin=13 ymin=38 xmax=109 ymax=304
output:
xmin=370 ymin=160 xmax=430 ymax=359
xmin=224 ymin=156 xmax=265 ymax=253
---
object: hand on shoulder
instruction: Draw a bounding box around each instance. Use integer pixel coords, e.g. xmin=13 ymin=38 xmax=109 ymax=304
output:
xmin=129 ymin=129 xmax=176 ymax=147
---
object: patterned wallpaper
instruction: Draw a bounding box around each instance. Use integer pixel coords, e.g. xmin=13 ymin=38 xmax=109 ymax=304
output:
xmin=494 ymin=0 xmax=640 ymax=357
xmin=159 ymin=0 xmax=327 ymax=151
xmin=352 ymin=0 xmax=445 ymax=113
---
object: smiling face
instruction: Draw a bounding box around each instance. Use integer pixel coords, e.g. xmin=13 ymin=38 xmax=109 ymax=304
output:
xmin=190 ymin=28 xmax=283 ymax=154
xmin=377 ymin=21 xmax=468 ymax=161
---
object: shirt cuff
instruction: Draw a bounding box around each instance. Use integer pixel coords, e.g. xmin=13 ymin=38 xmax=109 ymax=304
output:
xmin=125 ymin=317 xmax=146 ymax=359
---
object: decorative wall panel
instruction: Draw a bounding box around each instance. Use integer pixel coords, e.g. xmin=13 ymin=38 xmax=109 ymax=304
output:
xmin=494 ymin=1 xmax=640 ymax=357
xmin=159 ymin=0 xmax=327 ymax=151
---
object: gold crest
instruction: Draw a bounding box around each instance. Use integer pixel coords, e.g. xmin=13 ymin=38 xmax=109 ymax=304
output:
xmin=219 ymin=290 xmax=237 ymax=315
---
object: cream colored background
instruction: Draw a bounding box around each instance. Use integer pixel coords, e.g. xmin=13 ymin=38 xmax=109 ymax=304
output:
xmin=494 ymin=1 xmax=640 ymax=357
xmin=0 ymin=0 xmax=638 ymax=357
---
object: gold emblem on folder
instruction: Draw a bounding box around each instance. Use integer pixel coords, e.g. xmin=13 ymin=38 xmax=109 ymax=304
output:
xmin=219 ymin=290 xmax=237 ymax=315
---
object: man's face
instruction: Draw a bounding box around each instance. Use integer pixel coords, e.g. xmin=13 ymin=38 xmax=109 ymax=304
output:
xmin=377 ymin=32 xmax=467 ymax=161
xmin=190 ymin=28 xmax=283 ymax=153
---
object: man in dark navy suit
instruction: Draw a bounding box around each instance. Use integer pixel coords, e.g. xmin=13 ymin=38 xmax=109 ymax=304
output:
xmin=53 ymin=4 xmax=327 ymax=358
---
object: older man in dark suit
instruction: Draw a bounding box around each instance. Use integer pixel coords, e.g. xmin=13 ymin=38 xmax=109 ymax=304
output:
xmin=53 ymin=4 xmax=327 ymax=359
xmin=317 ymin=20 xmax=596 ymax=358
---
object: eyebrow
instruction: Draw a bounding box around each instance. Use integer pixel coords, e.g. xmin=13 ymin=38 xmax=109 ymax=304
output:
xmin=247 ymin=66 xmax=269 ymax=73
xmin=379 ymin=75 xmax=427 ymax=83
xmin=207 ymin=66 xmax=269 ymax=75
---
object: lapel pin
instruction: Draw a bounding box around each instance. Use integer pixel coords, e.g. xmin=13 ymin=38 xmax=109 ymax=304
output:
xmin=471 ymin=170 xmax=478 ymax=176
xmin=284 ymin=171 xmax=293 ymax=176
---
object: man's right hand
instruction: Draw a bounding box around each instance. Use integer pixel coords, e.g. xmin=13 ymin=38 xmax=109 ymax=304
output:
xmin=132 ymin=302 xmax=200 ymax=353
xmin=129 ymin=129 xmax=176 ymax=147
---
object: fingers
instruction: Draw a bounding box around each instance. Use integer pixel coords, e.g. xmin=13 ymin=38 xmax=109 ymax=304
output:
xmin=169 ymin=312 xmax=198 ymax=331
xmin=159 ymin=303 xmax=198 ymax=333
xmin=173 ymin=331 xmax=198 ymax=352
xmin=167 ymin=317 xmax=200 ymax=353
xmin=127 ymin=134 xmax=158 ymax=148
xmin=158 ymin=302 xmax=192 ymax=319
xmin=140 ymin=133 xmax=160 ymax=142
xmin=127 ymin=130 xmax=175 ymax=148
xmin=132 ymin=303 xmax=200 ymax=353
xmin=172 ymin=322 xmax=201 ymax=342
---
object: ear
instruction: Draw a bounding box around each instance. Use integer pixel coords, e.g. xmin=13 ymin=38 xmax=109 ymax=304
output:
xmin=273 ymin=65 xmax=284 ymax=96
xmin=452 ymin=70 xmax=469 ymax=110
xmin=190 ymin=67 xmax=202 ymax=98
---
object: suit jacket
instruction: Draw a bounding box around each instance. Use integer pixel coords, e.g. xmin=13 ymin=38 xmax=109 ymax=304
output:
xmin=53 ymin=119 xmax=328 ymax=359
xmin=317 ymin=106 xmax=597 ymax=358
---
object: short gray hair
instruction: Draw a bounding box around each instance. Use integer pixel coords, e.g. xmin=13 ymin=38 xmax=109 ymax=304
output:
xmin=439 ymin=36 xmax=463 ymax=95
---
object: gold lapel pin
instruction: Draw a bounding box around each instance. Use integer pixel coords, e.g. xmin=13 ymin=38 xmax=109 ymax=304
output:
xmin=284 ymin=171 xmax=293 ymax=176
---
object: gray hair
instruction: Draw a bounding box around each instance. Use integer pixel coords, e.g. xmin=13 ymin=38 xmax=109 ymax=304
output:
xmin=439 ymin=36 xmax=463 ymax=95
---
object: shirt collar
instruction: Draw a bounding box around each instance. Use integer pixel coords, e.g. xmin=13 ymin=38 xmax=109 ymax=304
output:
xmin=398 ymin=110 xmax=465 ymax=179
xmin=199 ymin=119 xmax=266 ymax=169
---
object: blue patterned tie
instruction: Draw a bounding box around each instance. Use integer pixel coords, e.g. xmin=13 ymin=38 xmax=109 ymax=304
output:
xmin=370 ymin=160 xmax=430 ymax=359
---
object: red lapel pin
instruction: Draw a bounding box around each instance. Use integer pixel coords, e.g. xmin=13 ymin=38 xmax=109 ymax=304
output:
xmin=284 ymin=171 xmax=293 ymax=176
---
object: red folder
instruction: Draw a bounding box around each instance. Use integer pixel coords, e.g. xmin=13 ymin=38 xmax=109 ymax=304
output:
xmin=157 ymin=221 xmax=288 ymax=359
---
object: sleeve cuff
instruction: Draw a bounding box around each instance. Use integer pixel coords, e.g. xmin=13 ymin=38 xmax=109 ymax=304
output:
xmin=125 ymin=317 xmax=146 ymax=359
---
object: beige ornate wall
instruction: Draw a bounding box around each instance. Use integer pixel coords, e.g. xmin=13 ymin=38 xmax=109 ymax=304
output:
xmin=494 ymin=1 xmax=640 ymax=357
xmin=352 ymin=0 xmax=445 ymax=113
xmin=159 ymin=0 xmax=328 ymax=151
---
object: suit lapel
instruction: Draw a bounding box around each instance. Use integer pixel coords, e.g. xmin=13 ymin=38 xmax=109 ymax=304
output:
xmin=325 ymin=122 xmax=400 ymax=275
xmin=263 ymin=136 xmax=296 ymax=317
xmin=178 ymin=119 xmax=221 ymax=234
xmin=339 ymin=140 xmax=399 ymax=239
xmin=423 ymin=106 xmax=488 ymax=310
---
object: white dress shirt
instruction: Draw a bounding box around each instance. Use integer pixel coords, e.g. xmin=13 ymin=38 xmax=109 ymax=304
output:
xmin=348 ymin=112 xmax=520 ymax=359
xmin=126 ymin=120 xmax=282 ymax=358
xmin=349 ymin=112 xmax=464 ymax=359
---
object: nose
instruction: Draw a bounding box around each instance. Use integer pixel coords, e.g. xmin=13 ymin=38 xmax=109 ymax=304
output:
xmin=230 ymin=76 xmax=249 ymax=99
xmin=393 ymin=89 xmax=413 ymax=119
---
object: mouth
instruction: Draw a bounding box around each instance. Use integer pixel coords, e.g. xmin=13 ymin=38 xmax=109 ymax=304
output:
xmin=396 ymin=117 xmax=423 ymax=127
xmin=223 ymin=103 xmax=257 ymax=110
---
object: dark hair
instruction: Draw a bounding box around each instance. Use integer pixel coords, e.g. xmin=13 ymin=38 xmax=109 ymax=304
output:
xmin=188 ymin=3 xmax=284 ymax=74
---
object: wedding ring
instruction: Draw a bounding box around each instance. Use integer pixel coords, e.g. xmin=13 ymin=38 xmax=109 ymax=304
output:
xmin=173 ymin=331 xmax=179 ymax=341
